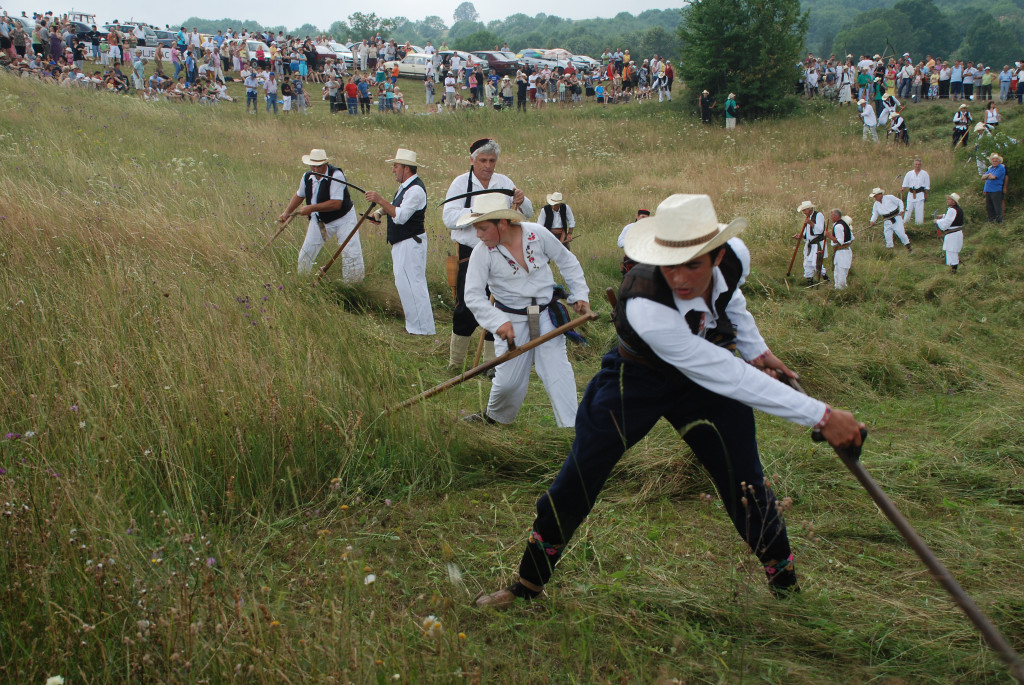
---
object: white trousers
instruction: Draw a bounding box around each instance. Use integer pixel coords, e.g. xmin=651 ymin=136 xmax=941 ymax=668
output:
xmin=488 ymin=314 xmax=577 ymax=428
xmin=882 ymin=217 xmax=910 ymax=248
xmin=942 ymin=231 xmax=963 ymax=265
xmin=833 ymin=249 xmax=852 ymax=289
xmin=297 ymin=216 xmax=364 ymax=282
xmin=905 ymin=195 xmax=925 ymax=224
xmin=391 ymin=237 xmax=435 ymax=335
xmin=725 ymin=118 xmax=736 ymax=129
xmin=802 ymin=242 xmax=827 ymax=278
xmin=862 ymin=123 xmax=878 ymax=142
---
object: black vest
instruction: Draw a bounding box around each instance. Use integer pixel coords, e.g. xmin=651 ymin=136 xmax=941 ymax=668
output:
xmin=833 ymin=219 xmax=853 ymax=245
xmin=541 ymin=204 xmax=569 ymax=230
xmin=303 ymin=165 xmax=353 ymax=224
xmin=387 ymin=176 xmax=427 ymax=245
xmin=952 ymin=204 xmax=964 ymax=227
xmin=613 ymin=244 xmax=744 ymax=373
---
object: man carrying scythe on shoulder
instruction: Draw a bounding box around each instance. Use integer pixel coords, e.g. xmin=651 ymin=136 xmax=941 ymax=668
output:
xmin=279 ymin=148 xmax=365 ymax=282
xmin=441 ymin=138 xmax=534 ymax=370
xmin=474 ymin=194 xmax=865 ymax=609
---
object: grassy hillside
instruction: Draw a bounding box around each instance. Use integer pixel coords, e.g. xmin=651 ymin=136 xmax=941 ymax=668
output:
xmin=1 ymin=75 xmax=1023 ymax=683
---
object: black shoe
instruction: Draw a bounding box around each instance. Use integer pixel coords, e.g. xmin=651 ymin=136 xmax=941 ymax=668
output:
xmin=462 ymin=412 xmax=497 ymax=425
xmin=821 ymin=273 xmax=829 ymax=282
xmin=905 ymin=244 xmax=913 ymax=253
xmin=806 ymin=278 xmax=814 ymax=287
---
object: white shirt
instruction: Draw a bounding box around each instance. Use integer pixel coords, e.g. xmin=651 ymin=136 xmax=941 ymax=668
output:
xmin=392 ymin=174 xmax=427 ymax=225
xmin=860 ymin=104 xmax=876 ymax=126
xmin=831 ymin=220 xmax=854 ymax=246
xmin=902 ymin=169 xmax=930 ymax=195
xmin=465 ymin=223 xmax=589 ymax=334
xmin=870 ymin=195 xmax=904 ymax=222
xmin=295 ymin=167 xmax=357 ymax=230
xmin=935 ymin=206 xmax=962 ymax=231
xmin=802 ymin=210 xmax=825 ymax=243
xmin=444 ymin=76 xmax=455 ymax=93
xmin=442 ymin=171 xmax=534 ymax=247
xmin=624 ymin=266 xmax=825 ymax=427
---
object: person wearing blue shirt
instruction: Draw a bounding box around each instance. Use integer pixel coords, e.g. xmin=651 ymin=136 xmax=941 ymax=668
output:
xmin=357 ymin=76 xmax=371 ymax=114
xmin=982 ymin=153 xmax=1006 ymax=223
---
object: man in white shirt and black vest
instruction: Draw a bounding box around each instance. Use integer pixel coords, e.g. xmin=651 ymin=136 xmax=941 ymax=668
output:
xmin=540 ymin=192 xmax=576 ymax=249
xmin=901 ymin=159 xmax=930 ymax=225
xmin=365 ymin=148 xmax=435 ymax=335
xmin=829 ymin=210 xmax=855 ymax=289
xmin=442 ymin=138 xmax=534 ymax=370
xmin=935 ymin=192 xmax=965 ymax=274
xmin=473 ymin=194 xmax=865 ymax=609
xmin=279 ymin=148 xmax=365 ymax=282
xmin=795 ymin=200 xmax=828 ymax=286
xmin=868 ymin=187 xmax=912 ymax=252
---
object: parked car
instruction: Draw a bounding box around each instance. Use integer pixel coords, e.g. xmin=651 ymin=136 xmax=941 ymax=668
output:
xmin=517 ymin=48 xmax=567 ymax=71
xmin=568 ymin=54 xmax=600 ymax=74
xmin=226 ymin=38 xmax=273 ymax=65
xmin=101 ymin=23 xmax=157 ymax=46
xmin=471 ymin=50 xmax=521 ymax=76
xmin=153 ymin=30 xmax=176 ymax=49
xmin=327 ymin=41 xmax=354 ymax=68
xmin=382 ymin=52 xmax=432 ymax=79
xmin=64 ymin=21 xmax=94 ymax=40
xmin=437 ymin=50 xmax=489 ymax=76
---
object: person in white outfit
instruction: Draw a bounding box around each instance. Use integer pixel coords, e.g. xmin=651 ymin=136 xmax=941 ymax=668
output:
xmin=365 ymin=148 xmax=436 ymax=335
xmin=460 ymin=194 xmax=591 ymax=427
xmin=828 ymin=210 xmax=854 ymax=289
xmin=539 ymin=191 xmax=576 ymax=248
xmin=617 ymin=208 xmax=651 ymax=275
xmin=279 ymin=148 xmax=365 ymax=282
xmin=795 ymin=200 xmax=828 ymax=285
xmin=858 ymin=98 xmax=878 ymax=142
xmin=935 ymin=193 xmax=965 ymax=274
xmin=901 ymin=159 xmax=930 ymax=225
xmin=868 ymin=188 xmax=911 ymax=251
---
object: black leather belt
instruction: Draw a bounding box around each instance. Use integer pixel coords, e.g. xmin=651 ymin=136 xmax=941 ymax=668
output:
xmin=494 ymin=300 xmax=549 ymax=316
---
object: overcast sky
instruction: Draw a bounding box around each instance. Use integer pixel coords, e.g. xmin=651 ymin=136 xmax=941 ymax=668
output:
xmin=16 ymin=1 xmax=678 ymax=29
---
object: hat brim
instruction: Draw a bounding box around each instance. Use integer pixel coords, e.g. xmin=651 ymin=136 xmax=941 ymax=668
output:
xmin=624 ymin=217 xmax=747 ymax=266
xmin=455 ymin=207 xmax=525 ymax=228
xmin=386 ymin=157 xmax=424 ymax=167
xmin=302 ymin=156 xmax=329 ymax=165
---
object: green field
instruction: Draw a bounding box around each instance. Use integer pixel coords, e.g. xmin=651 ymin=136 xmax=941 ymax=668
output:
xmin=1 ymin=73 xmax=1023 ymax=683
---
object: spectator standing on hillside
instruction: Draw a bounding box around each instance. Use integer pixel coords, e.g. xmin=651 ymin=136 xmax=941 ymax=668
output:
xmin=724 ymin=93 xmax=737 ymax=129
xmin=472 ymin=194 xmax=865 ymax=609
xmin=952 ymin=103 xmax=972 ymax=148
xmin=281 ymin=148 xmax=364 ymax=281
xmin=244 ymin=70 xmax=259 ymax=113
xmin=364 ymin=148 xmax=435 ymax=336
xmin=902 ymin=159 xmax=930 ymax=225
xmin=935 ymin=193 xmax=965 ymax=273
xmin=868 ymin=187 xmax=912 ymax=251
xmin=982 ymin=153 xmax=1006 ymax=223
xmin=699 ymin=89 xmax=713 ymax=123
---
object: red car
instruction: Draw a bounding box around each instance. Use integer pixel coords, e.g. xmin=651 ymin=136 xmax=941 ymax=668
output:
xmin=471 ymin=51 xmax=522 ymax=76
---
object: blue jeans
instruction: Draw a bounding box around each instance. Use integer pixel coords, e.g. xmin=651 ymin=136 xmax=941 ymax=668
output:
xmin=246 ymin=91 xmax=257 ymax=110
xmin=347 ymin=96 xmax=358 ymax=114
xmin=173 ymin=62 xmax=181 ymax=79
xmin=517 ymin=348 xmax=791 ymax=587
xmin=265 ymin=93 xmax=277 ymax=113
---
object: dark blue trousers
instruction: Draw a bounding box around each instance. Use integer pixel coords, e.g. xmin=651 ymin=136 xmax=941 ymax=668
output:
xmin=518 ymin=348 xmax=792 ymax=586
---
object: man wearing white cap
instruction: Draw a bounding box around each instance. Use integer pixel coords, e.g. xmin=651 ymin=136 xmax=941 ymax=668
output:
xmin=858 ymin=98 xmax=878 ymax=142
xmin=442 ymin=138 xmax=534 ymax=370
xmin=473 ymin=194 xmax=865 ymax=609
xmin=901 ymin=159 xmax=930 ymax=225
xmin=935 ymin=193 xmax=965 ymax=273
xmin=279 ymin=149 xmax=364 ymax=282
xmin=829 ymin=209 xmax=854 ymax=289
xmin=457 ymin=194 xmax=590 ymax=427
xmin=365 ymin=149 xmax=435 ymax=335
xmin=795 ymin=200 xmax=828 ymax=286
xmin=868 ymin=188 xmax=912 ymax=251
xmin=953 ymin=104 xmax=972 ymax=148
xmin=539 ymin=192 xmax=576 ymax=249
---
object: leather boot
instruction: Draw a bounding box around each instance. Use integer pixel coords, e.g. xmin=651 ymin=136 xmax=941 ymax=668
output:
xmin=448 ymin=334 xmax=472 ymax=370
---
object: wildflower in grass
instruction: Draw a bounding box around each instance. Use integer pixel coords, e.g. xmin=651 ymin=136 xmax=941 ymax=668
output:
xmin=70 ymin=405 xmax=78 ymax=412
xmin=79 ymin=422 xmax=86 ymax=429
xmin=0 ymin=467 xmax=6 ymax=476
xmin=206 ymin=557 xmax=216 ymax=567
xmin=421 ymin=615 xmax=442 ymax=638
xmin=364 ymin=574 xmax=376 ymax=585
xmin=5 ymin=433 xmax=21 ymax=440
xmin=24 ymin=431 xmax=35 ymax=438
xmin=46 ymin=677 xmax=65 ymax=685
xmin=458 ymin=632 xmax=466 ymax=640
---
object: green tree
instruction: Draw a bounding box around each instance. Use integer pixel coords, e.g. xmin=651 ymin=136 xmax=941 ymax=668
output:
xmin=448 ymin=19 xmax=486 ymax=41
xmin=453 ymin=2 xmax=480 ymax=23
xmin=328 ymin=21 xmax=350 ymax=41
xmin=678 ymin=0 xmax=808 ymax=118
xmin=958 ymin=11 xmax=1019 ymax=66
xmin=348 ymin=12 xmax=389 ymax=38
xmin=293 ymin=23 xmax=321 ymax=38
xmin=453 ymin=30 xmax=501 ymax=51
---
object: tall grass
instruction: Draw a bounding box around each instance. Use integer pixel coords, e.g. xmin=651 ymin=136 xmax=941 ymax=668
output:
xmin=2 ymin=72 xmax=1023 ymax=683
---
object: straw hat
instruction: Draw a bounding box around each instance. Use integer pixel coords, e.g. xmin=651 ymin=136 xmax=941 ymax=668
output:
xmin=857 ymin=98 xmax=866 ymax=105
xmin=959 ymin=103 xmax=968 ymax=109
xmin=796 ymin=200 xmax=815 ymax=213
xmin=623 ymin=194 xmax=747 ymax=266
xmin=989 ymin=153 xmax=1003 ymax=164
xmin=455 ymin=193 xmax=524 ymax=228
xmin=301 ymin=148 xmax=329 ymax=165
xmin=974 ymin=122 xmax=988 ymax=132
xmin=948 ymin=192 xmax=960 ymax=203
xmin=546 ymin=192 xmax=564 ymax=205
xmin=701 ymin=89 xmax=709 ymax=94
xmin=385 ymin=148 xmax=422 ymax=167
xmin=869 ymin=187 xmax=884 ymax=198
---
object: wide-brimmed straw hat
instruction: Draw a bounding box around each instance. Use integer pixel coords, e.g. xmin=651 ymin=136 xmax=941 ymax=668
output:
xmin=869 ymin=187 xmax=884 ymax=198
xmin=959 ymin=103 xmax=968 ymax=109
xmin=546 ymin=192 xmax=564 ymax=205
xmin=857 ymin=98 xmax=866 ymax=105
xmin=797 ymin=200 xmax=815 ymax=213
xmin=455 ymin=192 xmax=524 ymax=228
xmin=989 ymin=153 xmax=1003 ymax=164
xmin=623 ymin=194 xmax=746 ymax=266
xmin=301 ymin=148 xmax=329 ymax=165
xmin=974 ymin=122 xmax=989 ymax=132
xmin=386 ymin=148 xmax=422 ymax=167
xmin=948 ymin=192 xmax=960 ymax=203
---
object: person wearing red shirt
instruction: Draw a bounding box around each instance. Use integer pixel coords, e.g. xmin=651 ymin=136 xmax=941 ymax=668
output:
xmin=344 ymin=77 xmax=359 ymax=115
